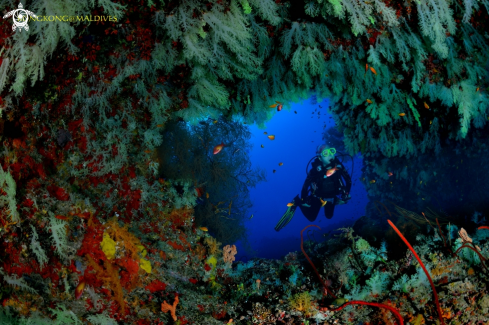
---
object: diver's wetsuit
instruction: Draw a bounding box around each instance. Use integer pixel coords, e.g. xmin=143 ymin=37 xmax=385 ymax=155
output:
xmin=297 ymin=156 xmax=352 ymax=221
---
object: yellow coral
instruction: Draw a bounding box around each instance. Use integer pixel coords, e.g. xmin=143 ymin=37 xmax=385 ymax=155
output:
xmin=206 ymin=255 xmax=217 ymax=269
xmin=101 ymin=232 xmax=117 ymax=259
xmin=139 ymin=258 xmax=151 ymax=273
xmin=103 ymin=217 xmax=143 ymax=261
xmin=136 ymin=244 xmax=147 ymax=257
xmin=289 ymin=292 xmax=315 ymax=317
xmin=204 ymin=236 xmax=222 ymax=256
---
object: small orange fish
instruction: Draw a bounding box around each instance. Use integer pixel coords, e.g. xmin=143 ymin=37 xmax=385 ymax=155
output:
xmin=75 ymin=281 xmax=86 ymax=300
xmin=213 ymin=142 xmax=225 ymax=154
xmin=55 ymin=215 xmax=69 ymax=220
xmin=200 ymin=227 xmax=208 ymax=232
xmin=261 ymin=144 xmax=264 ymax=148
xmin=366 ymin=63 xmax=368 ymax=73
xmin=213 ymin=120 xmax=218 ymax=124
xmin=206 ymin=192 xmax=209 ymax=199
xmin=366 ymin=99 xmax=372 ymax=104
xmin=157 ymin=124 xmax=164 ymax=127
xmin=278 ymin=162 xmax=283 ymax=166
xmin=103 ymin=79 xmax=111 ymax=84
xmin=286 ymin=202 xmax=294 ymax=207
xmin=424 ymin=102 xmax=429 ymax=109
xmin=270 ymin=101 xmax=282 ymax=109
xmin=144 ymin=150 xmax=152 ymax=153
xmin=273 ymin=170 xmax=276 ymax=173
xmin=370 ymin=67 xmax=377 ymax=75
xmin=320 ymin=198 xmax=327 ymax=207
xmin=370 ymin=179 xmax=376 ymax=183
xmin=430 ymin=120 xmax=432 ymax=124
xmin=399 ymin=113 xmax=406 ymax=116
xmin=326 ymin=167 xmax=339 ymax=177
xmin=387 ymin=172 xmax=393 ymax=177
xmin=268 ymin=135 xmax=275 ymax=140
xmin=264 ymin=132 xmax=267 ymax=134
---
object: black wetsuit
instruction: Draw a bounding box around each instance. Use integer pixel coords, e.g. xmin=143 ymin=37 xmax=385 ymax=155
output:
xmin=297 ymin=156 xmax=352 ymax=221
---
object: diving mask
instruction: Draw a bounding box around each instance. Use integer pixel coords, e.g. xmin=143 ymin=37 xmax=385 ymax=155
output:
xmin=321 ymin=148 xmax=336 ymax=157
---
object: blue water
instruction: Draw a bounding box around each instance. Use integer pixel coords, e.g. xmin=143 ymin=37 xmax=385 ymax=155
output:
xmin=235 ymin=98 xmax=369 ymax=260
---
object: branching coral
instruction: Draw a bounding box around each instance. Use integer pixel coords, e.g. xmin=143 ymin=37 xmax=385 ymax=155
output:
xmin=223 ymin=244 xmax=237 ymax=265
xmin=161 ymin=293 xmax=179 ymax=321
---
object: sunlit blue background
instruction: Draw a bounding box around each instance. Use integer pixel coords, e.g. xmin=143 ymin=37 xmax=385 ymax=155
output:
xmin=235 ymin=97 xmax=368 ymax=261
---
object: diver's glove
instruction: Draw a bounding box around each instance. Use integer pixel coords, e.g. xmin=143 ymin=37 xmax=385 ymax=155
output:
xmin=341 ymin=193 xmax=351 ymax=203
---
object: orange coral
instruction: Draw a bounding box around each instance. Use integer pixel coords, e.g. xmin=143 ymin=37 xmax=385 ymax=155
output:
xmin=161 ymin=294 xmax=179 ymax=321
xmin=103 ymin=259 xmax=125 ymax=315
xmin=85 ymin=254 xmax=126 ymax=315
xmin=163 ymin=207 xmax=194 ymax=225
xmin=204 ymin=236 xmax=221 ymax=256
xmin=103 ymin=217 xmax=143 ymax=261
xmin=194 ymin=244 xmax=206 ymax=260
xmin=223 ymin=245 xmax=237 ymax=264
xmin=178 ymin=233 xmax=191 ymax=249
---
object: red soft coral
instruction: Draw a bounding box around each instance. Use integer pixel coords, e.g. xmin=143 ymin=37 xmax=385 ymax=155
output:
xmin=145 ymin=279 xmax=167 ymax=293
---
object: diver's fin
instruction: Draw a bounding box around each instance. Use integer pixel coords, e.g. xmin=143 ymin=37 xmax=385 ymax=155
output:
xmin=274 ymin=205 xmax=297 ymax=232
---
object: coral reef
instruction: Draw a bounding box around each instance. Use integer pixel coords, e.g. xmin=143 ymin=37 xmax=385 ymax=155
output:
xmin=1 ymin=0 xmax=489 ymax=324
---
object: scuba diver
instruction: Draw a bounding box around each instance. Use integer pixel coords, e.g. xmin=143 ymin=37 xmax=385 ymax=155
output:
xmin=275 ymin=144 xmax=352 ymax=231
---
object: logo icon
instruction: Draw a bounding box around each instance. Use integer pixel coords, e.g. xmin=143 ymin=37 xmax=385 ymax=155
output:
xmin=3 ymin=3 xmax=38 ymax=32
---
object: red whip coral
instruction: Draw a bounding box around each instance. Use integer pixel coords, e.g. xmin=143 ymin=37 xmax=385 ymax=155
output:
xmin=321 ymin=300 xmax=404 ymax=325
xmin=301 ymin=225 xmax=337 ymax=299
xmin=388 ymin=219 xmax=445 ymax=325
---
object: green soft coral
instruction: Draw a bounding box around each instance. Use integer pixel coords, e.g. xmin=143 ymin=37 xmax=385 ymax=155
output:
xmin=239 ymin=0 xmax=252 ymax=14
xmin=406 ymin=96 xmax=422 ymax=128
xmin=0 ymin=165 xmax=19 ymax=223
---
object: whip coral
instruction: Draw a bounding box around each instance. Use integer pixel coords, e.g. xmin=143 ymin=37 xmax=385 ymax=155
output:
xmin=301 ymin=225 xmax=336 ymax=299
xmin=388 ymin=219 xmax=445 ymax=325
